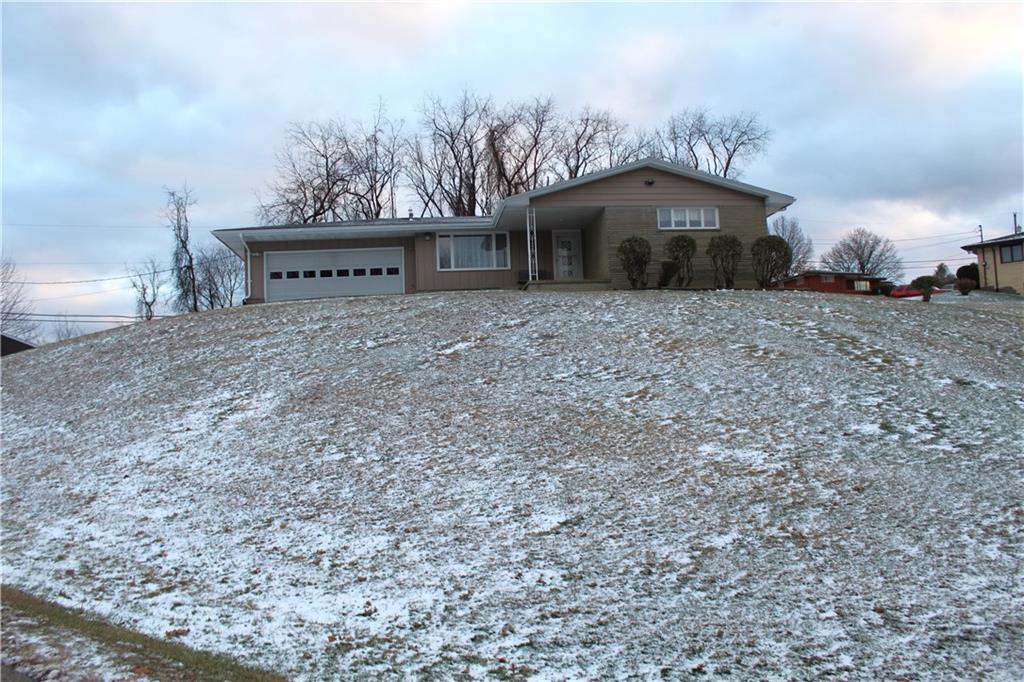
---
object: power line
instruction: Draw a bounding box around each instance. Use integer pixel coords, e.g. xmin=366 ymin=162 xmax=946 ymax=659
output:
xmin=12 ymin=312 xmax=160 ymax=319
xmin=3 ymin=267 xmax=178 ymax=285
xmin=26 ymin=286 xmax=135 ymax=303
xmin=810 ymin=231 xmax=976 ymax=245
xmin=2 ymin=253 xmax=236 ymax=285
xmin=2 ymin=221 xmax=234 ymax=232
xmin=4 ymin=222 xmax=170 ymax=230
xmin=14 ymin=318 xmax=136 ymax=325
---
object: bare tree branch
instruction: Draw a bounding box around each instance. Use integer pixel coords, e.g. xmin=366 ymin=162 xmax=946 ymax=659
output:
xmin=652 ymin=109 xmax=770 ymax=178
xmin=257 ymin=121 xmax=352 ymax=224
xmin=487 ymin=96 xmax=560 ymax=197
xmin=166 ymin=186 xmax=200 ymax=313
xmin=53 ymin=316 xmax=83 ymax=341
xmin=405 ymin=90 xmax=494 ymax=216
xmin=1 ymin=258 xmax=38 ymax=342
xmin=128 ymin=257 xmax=162 ymax=321
xmin=770 ymin=215 xmax=814 ymax=276
xmin=820 ymin=227 xmax=904 ymax=282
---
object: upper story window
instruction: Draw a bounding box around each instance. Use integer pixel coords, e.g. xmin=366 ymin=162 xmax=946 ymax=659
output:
xmin=1000 ymin=244 xmax=1023 ymax=263
xmin=437 ymin=233 xmax=510 ymax=271
xmin=657 ymin=207 xmax=719 ymax=230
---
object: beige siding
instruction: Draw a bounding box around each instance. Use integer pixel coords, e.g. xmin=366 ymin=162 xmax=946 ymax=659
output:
xmin=603 ymin=205 xmax=769 ymax=289
xmin=581 ymin=212 xmax=608 ymax=279
xmin=532 ymin=168 xmax=763 ymax=208
xmin=413 ymin=231 xmax=553 ymax=291
xmin=247 ymin=237 xmax=416 ymax=301
xmin=975 ymin=246 xmax=1024 ymax=293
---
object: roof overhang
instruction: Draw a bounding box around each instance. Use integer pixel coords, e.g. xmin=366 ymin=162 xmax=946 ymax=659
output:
xmin=213 ymin=218 xmax=495 ymax=258
xmin=961 ymin=233 xmax=1024 ymax=252
xmin=493 ymin=157 xmax=796 ymax=224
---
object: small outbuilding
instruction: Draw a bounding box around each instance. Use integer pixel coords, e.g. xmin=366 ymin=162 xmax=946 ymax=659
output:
xmin=1 ymin=334 xmax=35 ymax=356
xmin=782 ymin=270 xmax=882 ymax=295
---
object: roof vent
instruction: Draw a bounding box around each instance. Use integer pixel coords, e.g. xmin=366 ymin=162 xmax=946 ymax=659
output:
xmin=408 ymin=208 xmax=414 ymax=220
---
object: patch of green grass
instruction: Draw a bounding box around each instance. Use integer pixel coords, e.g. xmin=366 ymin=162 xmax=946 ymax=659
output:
xmin=1 ymin=584 xmax=285 ymax=681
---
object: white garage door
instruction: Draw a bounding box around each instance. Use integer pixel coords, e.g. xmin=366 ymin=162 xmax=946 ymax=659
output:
xmin=265 ymin=248 xmax=405 ymax=302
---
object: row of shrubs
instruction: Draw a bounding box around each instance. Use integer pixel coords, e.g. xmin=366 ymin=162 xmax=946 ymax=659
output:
xmin=889 ymin=263 xmax=981 ymax=301
xmin=617 ymin=234 xmax=792 ymax=289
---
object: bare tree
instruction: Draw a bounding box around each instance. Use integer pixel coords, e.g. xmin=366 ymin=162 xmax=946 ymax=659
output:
xmin=345 ymin=103 xmax=405 ymax=220
xmin=195 ymin=245 xmax=244 ymax=309
xmin=655 ymin=108 xmax=710 ymax=169
xmin=1 ymin=258 xmax=38 ymax=342
xmin=770 ymin=215 xmax=813 ymax=276
xmin=128 ymin=258 xmax=162 ymax=320
xmin=167 ymin=186 xmax=200 ymax=313
xmin=406 ymin=90 xmax=495 ymax=216
xmin=820 ymin=227 xmax=904 ymax=282
xmin=652 ymin=109 xmax=770 ymax=178
xmin=257 ymin=121 xmax=352 ymax=224
xmin=53 ymin=316 xmax=83 ymax=341
xmin=554 ymin=108 xmax=642 ymax=179
xmin=702 ymin=112 xmax=771 ymax=178
xmin=487 ymin=97 xmax=559 ymax=197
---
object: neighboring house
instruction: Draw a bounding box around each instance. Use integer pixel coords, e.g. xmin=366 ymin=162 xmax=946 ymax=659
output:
xmin=961 ymin=232 xmax=1024 ymax=293
xmin=781 ymin=270 xmax=883 ymax=295
xmin=213 ymin=158 xmax=795 ymax=303
xmin=1 ymin=334 xmax=35 ymax=356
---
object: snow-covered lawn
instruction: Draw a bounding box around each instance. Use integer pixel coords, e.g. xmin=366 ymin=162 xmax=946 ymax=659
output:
xmin=2 ymin=290 xmax=1022 ymax=679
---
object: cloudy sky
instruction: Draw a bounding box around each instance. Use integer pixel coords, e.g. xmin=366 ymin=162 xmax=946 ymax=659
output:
xmin=3 ymin=2 xmax=1022 ymax=337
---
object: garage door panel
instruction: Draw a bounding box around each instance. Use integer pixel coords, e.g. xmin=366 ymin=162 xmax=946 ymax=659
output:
xmin=266 ymin=248 xmax=404 ymax=302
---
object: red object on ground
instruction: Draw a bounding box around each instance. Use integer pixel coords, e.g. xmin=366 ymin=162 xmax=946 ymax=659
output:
xmin=890 ymin=285 xmax=948 ymax=298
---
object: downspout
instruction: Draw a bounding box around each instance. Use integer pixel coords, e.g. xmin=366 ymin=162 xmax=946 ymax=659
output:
xmin=992 ymin=246 xmax=1000 ymax=291
xmin=241 ymin=236 xmax=251 ymax=302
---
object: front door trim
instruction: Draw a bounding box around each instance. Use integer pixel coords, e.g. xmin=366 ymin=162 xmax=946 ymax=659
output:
xmin=552 ymin=229 xmax=582 ymax=281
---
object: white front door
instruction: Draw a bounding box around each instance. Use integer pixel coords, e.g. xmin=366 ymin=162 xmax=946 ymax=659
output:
xmin=553 ymin=230 xmax=582 ymax=280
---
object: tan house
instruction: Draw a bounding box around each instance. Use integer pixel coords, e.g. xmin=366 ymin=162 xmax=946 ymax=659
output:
xmin=213 ymin=159 xmax=795 ymax=303
xmin=961 ymin=232 xmax=1024 ymax=294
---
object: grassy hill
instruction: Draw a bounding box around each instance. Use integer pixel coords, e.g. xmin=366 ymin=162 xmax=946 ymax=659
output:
xmin=2 ymin=290 xmax=1022 ymax=679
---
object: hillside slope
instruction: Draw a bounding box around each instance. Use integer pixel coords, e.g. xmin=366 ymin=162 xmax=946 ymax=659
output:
xmin=2 ymin=290 xmax=1022 ymax=679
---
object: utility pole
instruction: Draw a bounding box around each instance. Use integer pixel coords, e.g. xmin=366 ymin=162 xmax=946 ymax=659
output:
xmin=977 ymin=224 xmax=989 ymax=288
xmin=1014 ymin=211 xmax=1020 ymax=235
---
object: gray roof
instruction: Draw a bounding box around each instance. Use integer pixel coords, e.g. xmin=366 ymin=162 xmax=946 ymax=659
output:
xmin=497 ymin=157 xmax=795 ymax=216
xmin=213 ymin=158 xmax=796 ymax=257
xmin=961 ymin=232 xmax=1024 ymax=251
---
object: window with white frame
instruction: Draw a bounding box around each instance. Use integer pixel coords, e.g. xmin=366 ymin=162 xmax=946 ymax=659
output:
xmin=854 ymin=280 xmax=871 ymax=292
xmin=657 ymin=207 xmax=719 ymax=230
xmin=437 ymin=233 xmax=510 ymax=271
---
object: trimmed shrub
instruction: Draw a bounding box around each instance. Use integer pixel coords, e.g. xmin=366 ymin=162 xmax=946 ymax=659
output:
xmin=878 ymin=281 xmax=895 ymax=297
xmin=707 ymin=235 xmax=743 ymax=289
xmin=750 ymin=235 xmax=793 ymax=288
xmin=617 ymin=237 xmax=652 ymax=289
xmin=910 ymin=275 xmax=939 ymax=302
xmin=664 ymin=235 xmax=697 ymax=288
xmin=956 ymin=278 xmax=976 ymax=296
xmin=657 ymin=261 xmax=679 ymax=289
xmin=956 ymin=263 xmax=979 ymax=285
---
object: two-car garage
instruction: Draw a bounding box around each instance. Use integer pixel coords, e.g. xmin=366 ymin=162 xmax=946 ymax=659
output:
xmin=264 ymin=248 xmax=405 ymax=302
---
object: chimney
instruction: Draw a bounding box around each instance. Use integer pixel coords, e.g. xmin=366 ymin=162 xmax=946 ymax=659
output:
xmin=408 ymin=208 xmax=414 ymax=221
xmin=1015 ymin=212 xmax=1021 ymax=235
